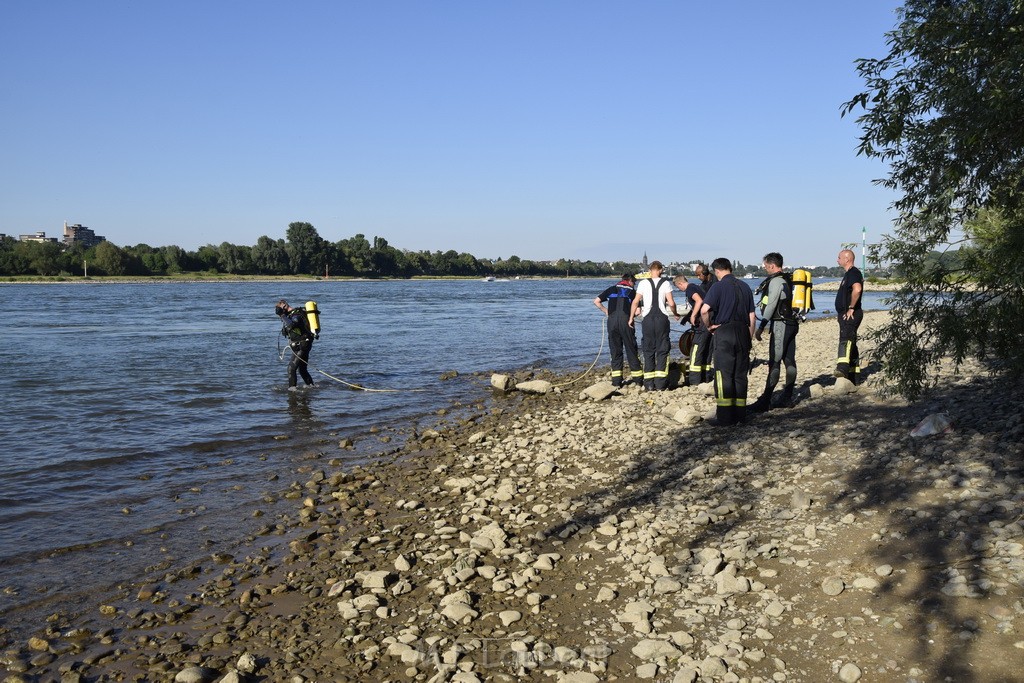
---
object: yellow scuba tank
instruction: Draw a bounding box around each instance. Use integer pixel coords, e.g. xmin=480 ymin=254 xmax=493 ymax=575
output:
xmin=304 ymin=301 xmax=321 ymax=336
xmin=791 ymin=269 xmax=814 ymax=317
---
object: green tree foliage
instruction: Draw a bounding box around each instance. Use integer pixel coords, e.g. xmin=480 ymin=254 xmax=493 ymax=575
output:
xmin=250 ymin=236 xmax=289 ymax=275
xmin=1 ymin=222 xmax=633 ymax=279
xmin=843 ymin=0 xmax=1024 ymax=397
xmin=337 ymin=234 xmax=372 ymax=274
xmin=286 ymin=221 xmax=326 ymax=275
xmin=93 ymin=241 xmax=130 ymax=276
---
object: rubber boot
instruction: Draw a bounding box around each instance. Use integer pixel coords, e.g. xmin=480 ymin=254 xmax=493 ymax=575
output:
xmin=778 ymin=386 xmax=794 ymax=408
xmin=749 ymin=394 xmax=771 ymax=413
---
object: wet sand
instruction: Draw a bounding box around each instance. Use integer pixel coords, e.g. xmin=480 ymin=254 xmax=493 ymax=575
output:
xmin=2 ymin=311 xmax=1022 ymax=682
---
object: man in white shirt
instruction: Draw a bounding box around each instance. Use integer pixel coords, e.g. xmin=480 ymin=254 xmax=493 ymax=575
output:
xmin=628 ymin=260 xmax=678 ymax=391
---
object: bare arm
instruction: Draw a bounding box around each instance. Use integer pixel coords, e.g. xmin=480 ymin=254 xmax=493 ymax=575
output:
xmin=628 ymin=291 xmax=643 ymax=328
xmin=689 ymin=293 xmax=703 ymax=326
xmin=700 ymin=305 xmax=713 ymax=330
xmin=593 ymin=296 xmax=607 ymax=315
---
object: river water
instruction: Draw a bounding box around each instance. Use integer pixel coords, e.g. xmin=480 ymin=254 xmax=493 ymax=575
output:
xmin=0 ymin=277 xmax=889 ymax=635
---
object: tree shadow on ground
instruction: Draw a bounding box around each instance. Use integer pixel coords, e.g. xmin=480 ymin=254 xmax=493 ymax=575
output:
xmin=540 ymin=371 xmax=1023 ymax=682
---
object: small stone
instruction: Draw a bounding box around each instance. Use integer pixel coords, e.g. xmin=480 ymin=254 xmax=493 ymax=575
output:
xmin=499 ymin=610 xmax=522 ymax=626
xmin=822 ymin=577 xmax=845 ymax=596
xmin=875 ymin=564 xmax=893 ymax=577
xmin=636 ymin=662 xmax=659 ymax=679
xmin=236 ymin=653 xmax=257 ymax=674
xmin=791 ymin=490 xmax=812 ymax=510
xmin=174 ymin=667 xmax=218 ymax=683
xmin=839 ymin=662 xmax=862 ymax=682
xmin=632 ymin=639 xmax=682 ymax=660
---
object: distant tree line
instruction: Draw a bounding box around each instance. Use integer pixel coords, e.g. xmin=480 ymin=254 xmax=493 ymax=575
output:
xmin=0 ymin=222 xmax=619 ymax=278
xmin=0 ymin=221 xmax=874 ymax=279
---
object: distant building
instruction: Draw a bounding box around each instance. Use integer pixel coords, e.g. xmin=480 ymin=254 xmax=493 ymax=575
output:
xmin=62 ymin=222 xmax=105 ymax=248
xmin=18 ymin=231 xmax=59 ymax=244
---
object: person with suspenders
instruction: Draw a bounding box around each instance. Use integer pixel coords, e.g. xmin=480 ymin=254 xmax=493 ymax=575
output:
xmin=628 ymin=260 xmax=678 ymax=391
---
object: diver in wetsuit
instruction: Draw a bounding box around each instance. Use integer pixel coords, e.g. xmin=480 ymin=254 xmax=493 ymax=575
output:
xmin=276 ymin=299 xmax=316 ymax=388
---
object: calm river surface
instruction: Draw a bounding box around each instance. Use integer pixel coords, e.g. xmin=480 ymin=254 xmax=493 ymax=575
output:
xmin=0 ymin=277 xmax=888 ymax=634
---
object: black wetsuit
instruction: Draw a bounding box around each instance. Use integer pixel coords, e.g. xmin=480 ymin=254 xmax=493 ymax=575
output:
xmin=281 ymin=309 xmax=315 ymax=387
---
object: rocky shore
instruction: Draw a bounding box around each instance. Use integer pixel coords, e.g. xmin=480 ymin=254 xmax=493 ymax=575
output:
xmin=2 ymin=311 xmax=1022 ymax=683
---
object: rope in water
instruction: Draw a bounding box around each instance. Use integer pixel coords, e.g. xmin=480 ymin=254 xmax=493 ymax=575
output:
xmin=278 ymin=337 xmax=424 ymax=393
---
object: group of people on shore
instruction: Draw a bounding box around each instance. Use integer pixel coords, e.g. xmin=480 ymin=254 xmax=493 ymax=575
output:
xmin=593 ymin=249 xmax=864 ymax=426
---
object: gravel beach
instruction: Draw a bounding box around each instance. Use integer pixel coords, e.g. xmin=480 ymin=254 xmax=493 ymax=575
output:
xmin=2 ymin=311 xmax=1022 ymax=683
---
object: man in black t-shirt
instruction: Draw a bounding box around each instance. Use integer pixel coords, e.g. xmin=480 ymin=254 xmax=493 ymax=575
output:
xmin=700 ymin=258 xmax=755 ymax=426
xmin=834 ymin=249 xmax=864 ymax=383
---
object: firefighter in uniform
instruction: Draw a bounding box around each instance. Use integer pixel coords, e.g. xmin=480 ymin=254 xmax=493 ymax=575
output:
xmin=834 ymin=249 xmax=864 ymax=383
xmin=593 ymin=273 xmax=641 ymax=387
xmin=700 ymin=258 xmax=755 ymax=425
xmin=690 ymin=263 xmax=718 ymax=385
xmin=628 ymin=261 xmax=678 ymax=391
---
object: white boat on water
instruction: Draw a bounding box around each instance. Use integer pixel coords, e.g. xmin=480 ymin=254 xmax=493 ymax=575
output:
xmin=483 ymin=276 xmax=495 ymax=282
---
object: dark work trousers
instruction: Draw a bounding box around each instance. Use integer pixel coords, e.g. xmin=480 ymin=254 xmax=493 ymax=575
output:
xmin=713 ymin=320 xmax=752 ymax=424
xmin=288 ymin=338 xmax=315 ymax=387
xmin=641 ymin=311 xmax=671 ymax=390
xmin=688 ymin=325 xmax=715 ymax=386
xmin=836 ymin=309 xmax=863 ymax=382
xmin=761 ymin=320 xmax=798 ymax=400
xmin=607 ymin=313 xmax=641 ymax=386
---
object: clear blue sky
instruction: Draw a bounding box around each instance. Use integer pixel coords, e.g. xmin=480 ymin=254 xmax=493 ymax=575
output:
xmin=1 ymin=1 xmax=902 ymax=267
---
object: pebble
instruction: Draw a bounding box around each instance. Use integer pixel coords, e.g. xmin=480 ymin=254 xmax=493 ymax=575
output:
xmin=822 ymin=577 xmax=846 ymax=596
xmin=839 ymin=662 xmax=862 ymax=682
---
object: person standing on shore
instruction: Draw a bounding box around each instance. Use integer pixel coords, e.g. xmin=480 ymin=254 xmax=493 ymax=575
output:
xmin=671 ymin=276 xmax=704 ymax=385
xmin=690 ymin=263 xmax=717 ymax=385
xmin=672 ymin=275 xmax=708 ymax=386
xmin=593 ymin=273 xmax=642 ymax=387
xmin=835 ymin=249 xmax=864 ymax=383
xmin=629 ymin=261 xmax=678 ymax=391
xmin=695 ymin=262 xmax=718 ymax=290
xmin=750 ymin=252 xmax=798 ymax=412
xmin=700 ymin=258 xmax=755 ymax=425
xmin=276 ymin=299 xmax=316 ymax=389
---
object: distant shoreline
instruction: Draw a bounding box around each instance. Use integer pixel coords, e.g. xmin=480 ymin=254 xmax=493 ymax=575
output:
xmin=3 ymin=275 xmax=906 ymax=288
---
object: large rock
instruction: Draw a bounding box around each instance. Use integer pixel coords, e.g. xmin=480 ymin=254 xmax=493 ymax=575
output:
xmin=517 ymin=379 xmax=553 ymax=394
xmin=831 ymin=377 xmax=857 ymax=394
xmin=581 ymin=381 xmax=618 ymax=401
xmin=673 ymin=408 xmax=702 ymax=426
xmin=632 ymin=639 xmax=683 ymax=660
xmin=490 ymin=373 xmax=515 ymax=392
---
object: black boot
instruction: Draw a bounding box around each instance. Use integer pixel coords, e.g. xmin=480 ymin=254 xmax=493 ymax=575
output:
xmin=778 ymin=387 xmax=794 ymax=408
xmin=749 ymin=395 xmax=771 ymax=413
